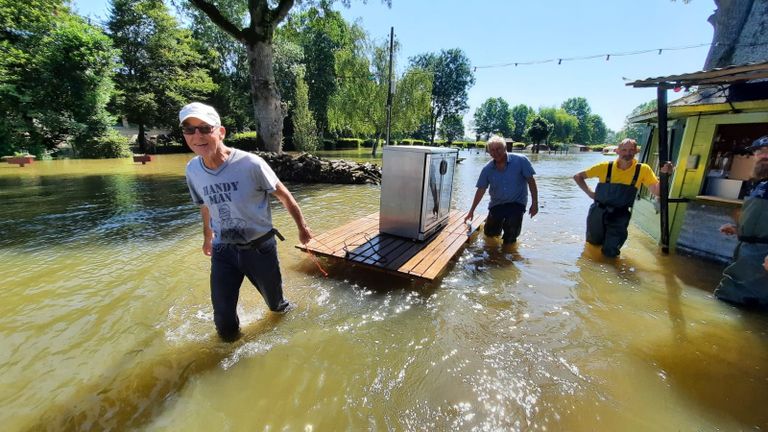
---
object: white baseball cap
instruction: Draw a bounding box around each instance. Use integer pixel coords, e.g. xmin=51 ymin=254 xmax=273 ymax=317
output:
xmin=179 ymin=102 xmax=221 ymax=126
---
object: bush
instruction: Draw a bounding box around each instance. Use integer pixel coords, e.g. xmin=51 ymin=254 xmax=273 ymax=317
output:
xmin=400 ymin=139 xmax=427 ymax=146
xmin=336 ymin=138 xmax=362 ymax=149
xmin=362 ymin=138 xmax=384 ymax=148
xmin=79 ymin=131 xmax=132 ymax=159
xmin=322 ymin=139 xmax=336 ymax=150
xmin=228 ymin=131 xmax=260 ymax=151
xmin=589 ymin=144 xmax=608 ymax=152
xmin=513 ymin=142 xmax=526 ymax=150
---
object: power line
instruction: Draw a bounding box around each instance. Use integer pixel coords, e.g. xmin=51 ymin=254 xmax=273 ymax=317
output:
xmin=471 ymin=41 xmax=768 ymax=71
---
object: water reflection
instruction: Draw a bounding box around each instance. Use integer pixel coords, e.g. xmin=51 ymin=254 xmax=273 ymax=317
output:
xmin=0 ymin=152 xmax=766 ymax=431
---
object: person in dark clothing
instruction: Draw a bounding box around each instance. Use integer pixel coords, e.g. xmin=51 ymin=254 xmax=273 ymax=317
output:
xmin=714 ymin=136 xmax=768 ymax=307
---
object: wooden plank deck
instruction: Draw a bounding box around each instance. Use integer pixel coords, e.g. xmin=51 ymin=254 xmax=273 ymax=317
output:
xmin=296 ymin=209 xmax=486 ymax=281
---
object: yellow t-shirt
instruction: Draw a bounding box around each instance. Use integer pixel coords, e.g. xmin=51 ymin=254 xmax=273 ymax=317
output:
xmin=584 ymin=159 xmax=659 ymax=187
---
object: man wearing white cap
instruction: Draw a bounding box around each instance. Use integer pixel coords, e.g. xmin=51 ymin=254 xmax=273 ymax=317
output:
xmin=180 ymin=102 xmax=313 ymax=341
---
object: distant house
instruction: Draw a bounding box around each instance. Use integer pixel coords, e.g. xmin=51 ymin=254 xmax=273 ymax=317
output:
xmin=569 ymin=144 xmax=590 ymax=152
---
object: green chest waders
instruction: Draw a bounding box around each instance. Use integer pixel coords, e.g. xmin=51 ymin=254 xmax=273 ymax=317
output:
xmin=715 ymin=196 xmax=768 ymax=306
xmin=586 ymin=162 xmax=641 ymax=257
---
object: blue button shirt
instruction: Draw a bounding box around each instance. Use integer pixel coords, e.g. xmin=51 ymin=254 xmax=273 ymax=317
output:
xmin=476 ymin=153 xmax=536 ymax=209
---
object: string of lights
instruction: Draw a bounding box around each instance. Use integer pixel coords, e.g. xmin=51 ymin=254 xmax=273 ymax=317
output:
xmin=472 ymin=41 xmax=768 ymax=71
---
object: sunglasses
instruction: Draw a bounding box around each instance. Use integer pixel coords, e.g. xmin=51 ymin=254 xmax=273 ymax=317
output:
xmin=181 ymin=125 xmax=217 ymax=135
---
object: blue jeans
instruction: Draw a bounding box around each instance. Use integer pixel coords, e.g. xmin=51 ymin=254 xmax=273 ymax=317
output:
xmin=210 ymin=237 xmax=288 ymax=340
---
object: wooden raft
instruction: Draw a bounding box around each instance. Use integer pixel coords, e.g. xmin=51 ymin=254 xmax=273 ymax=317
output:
xmin=297 ymin=209 xmax=486 ymax=280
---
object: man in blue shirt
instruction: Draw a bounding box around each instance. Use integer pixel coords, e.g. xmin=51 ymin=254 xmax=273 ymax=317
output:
xmin=465 ymin=135 xmax=539 ymax=245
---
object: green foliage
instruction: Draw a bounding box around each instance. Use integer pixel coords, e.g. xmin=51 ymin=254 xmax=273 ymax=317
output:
xmin=509 ymin=104 xmax=533 ymax=142
xmin=272 ymin=36 xmax=305 ymax=113
xmin=400 ymin=139 xmax=427 ymax=146
xmin=362 ymin=138 xmax=383 ymax=148
xmin=526 ymin=115 xmax=552 ymax=145
xmin=410 ymin=48 xmax=475 ymax=144
xmin=538 ymin=107 xmax=578 ymax=143
xmin=587 ymin=114 xmax=608 ymax=144
xmin=336 ymin=138 xmax=362 ymax=149
xmin=473 ymin=97 xmax=511 ymax=139
xmin=108 ymin=0 xmax=216 ymax=152
xmin=292 ymin=67 xmax=319 ymax=152
xmin=282 ymin=7 xmax=348 ymax=136
xmin=78 ymin=130 xmax=132 ymax=159
xmin=186 ymin=3 xmax=254 ymax=132
xmin=0 ymin=5 xmax=119 ymax=158
xmin=561 ymin=97 xmax=592 ymax=144
xmin=617 ymin=99 xmax=658 ymax=142
xmin=227 ymin=131 xmax=260 ymax=151
xmin=439 ymin=114 xmax=464 ymax=143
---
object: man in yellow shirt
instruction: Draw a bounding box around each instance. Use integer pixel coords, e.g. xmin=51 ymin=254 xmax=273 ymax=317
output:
xmin=573 ymin=138 xmax=673 ymax=257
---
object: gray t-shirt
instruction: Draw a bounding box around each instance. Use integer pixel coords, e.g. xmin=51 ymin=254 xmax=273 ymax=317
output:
xmin=186 ymin=148 xmax=279 ymax=244
xmin=476 ymin=153 xmax=536 ymax=209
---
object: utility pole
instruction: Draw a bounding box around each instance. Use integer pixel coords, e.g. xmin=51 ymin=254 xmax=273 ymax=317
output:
xmin=657 ymin=86 xmax=670 ymax=253
xmin=379 ymin=26 xmax=394 ymax=157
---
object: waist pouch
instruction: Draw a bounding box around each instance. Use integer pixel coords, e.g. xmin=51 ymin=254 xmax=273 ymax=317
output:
xmin=234 ymin=228 xmax=285 ymax=250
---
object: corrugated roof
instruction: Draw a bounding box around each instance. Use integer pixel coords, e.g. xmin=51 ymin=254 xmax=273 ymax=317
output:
xmin=626 ymin=60 xmax=768 ymax=88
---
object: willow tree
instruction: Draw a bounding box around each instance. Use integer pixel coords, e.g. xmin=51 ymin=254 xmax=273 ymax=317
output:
xmin=187 ymin=0 xmax=390 ymax=153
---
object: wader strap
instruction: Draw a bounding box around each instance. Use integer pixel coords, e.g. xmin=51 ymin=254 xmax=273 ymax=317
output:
xmin=630 ymin=164 xmax=642 ymax=188
xmin=605 ymin=161 xmax=642 ymax=187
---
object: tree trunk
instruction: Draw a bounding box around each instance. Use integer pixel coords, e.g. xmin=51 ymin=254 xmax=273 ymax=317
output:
xmin=246 ymin=41 xmax=284 ymax=153
xmin=138 ymin=123 xmax=147 ymax=153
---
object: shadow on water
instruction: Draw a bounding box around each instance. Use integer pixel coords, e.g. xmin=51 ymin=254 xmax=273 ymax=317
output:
xmin=642 ymin=312 xmax=768 ymax=429
xmin=0 ymin=174 xmax=196 ymax=249
xmin=25 ymin=315 xmax=289 ymax=432
xmin=293 ymin=253 xmax=441 ymax=297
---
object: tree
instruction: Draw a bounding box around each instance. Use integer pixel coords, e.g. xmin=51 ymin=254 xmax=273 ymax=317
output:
xmin=282 ymin=7 xmax=351 ymax=141
xmin=328 ymin=30 xmax=431 ymax=151
xmin=561 ymin=97 xmax=592 ymax=144
xmin=473 ymin=97 xmax=511 ymax=139
xmin=526 ymin=115 xmax=552 ymax=153
xmin=109 ymin=0 xmax=215 ymax=152
xmin=291 ymin=66 xmax=318 ymax=152
xmin=0 ymin=2 xmax=120 ymax=157
xmin=538 ymin=107 xmax=578 ymax=144
xmin=509 ymin=104 xmax=533 ymax=142
xmin=30 ymin=17 xmax=119 ymax=157
xmin=587 ymin=113 xmax=607 ymax=144
xmin=187 ymin=0 xmax=391 ymax=153
xmin=410 ymin=48 xmax=475 ymax=145
xmin=187 ymin=2 xmax=254 ymax=131
xmin=439 ymin=114 xmax=464 ymax=143
xmin=617 ymin=99 xmax=657 ymax=142
xmin=0 ymin=0 xmax=65 ymax=156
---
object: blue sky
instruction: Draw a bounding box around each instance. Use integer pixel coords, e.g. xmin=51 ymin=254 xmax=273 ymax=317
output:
xmin=72 ymin=0 xmax=716 ymax=135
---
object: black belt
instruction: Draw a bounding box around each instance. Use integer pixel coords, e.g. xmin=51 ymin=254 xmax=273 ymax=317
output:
xmin=235 ymin=228 xmax=285 ymax=249
xmin=738 ymin=235 xmax=768 ymax=244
